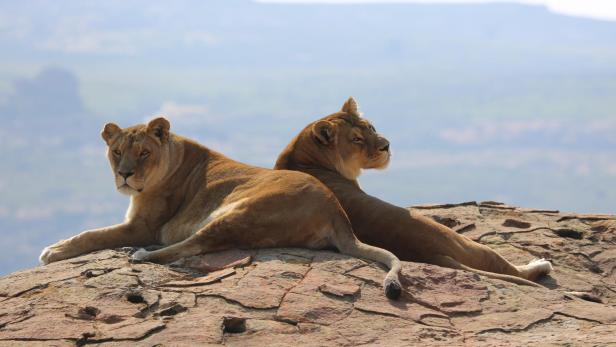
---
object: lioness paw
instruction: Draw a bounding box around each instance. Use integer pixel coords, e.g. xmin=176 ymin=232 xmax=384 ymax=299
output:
xmin=39 ymin=240 xmax=74 ymax=265
xmin=528 ymin=258 xmax=553 ymax=274
xmin=131 ymin=248 xmax=150 ymax=261
xmin=517 ymin=258 xmax=553 ymax=281
xmin=39 ymin=245 xmax=54 ymax=265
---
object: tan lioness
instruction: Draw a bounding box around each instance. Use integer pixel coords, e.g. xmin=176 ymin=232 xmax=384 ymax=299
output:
xmin=275 ymin=97 xmax=553 ymax=286
xmin=39 ymin=117 xmax=402 ymax=299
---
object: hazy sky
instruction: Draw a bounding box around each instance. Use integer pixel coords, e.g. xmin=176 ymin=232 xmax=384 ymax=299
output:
xmin=256 ymin=0 xmax=616 ymax=21
xmin=1 ymin=0 xmax=615 ymax=274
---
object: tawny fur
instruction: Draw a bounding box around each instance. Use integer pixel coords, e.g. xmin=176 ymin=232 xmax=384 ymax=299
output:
xmin=39 ymin=117 xmax=402 ymax=299
xmin=274 ymin=97 xmax=553 ymax=286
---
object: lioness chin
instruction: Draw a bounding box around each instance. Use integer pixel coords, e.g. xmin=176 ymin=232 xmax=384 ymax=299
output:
xmin=275 ymin=97 xmax=553 ymax=287
xmin=39 ymin=117 xmax=402 ymax=299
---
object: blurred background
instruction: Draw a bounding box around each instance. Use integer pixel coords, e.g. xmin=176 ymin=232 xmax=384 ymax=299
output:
xmin=1 ymin=0 xmax=615 ymax=274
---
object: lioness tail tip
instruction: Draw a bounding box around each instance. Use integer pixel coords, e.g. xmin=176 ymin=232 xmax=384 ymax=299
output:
xmin=385 ymin=281 xmax=402 ymax=300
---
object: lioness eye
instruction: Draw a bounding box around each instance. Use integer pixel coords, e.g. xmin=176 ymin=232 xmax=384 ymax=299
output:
xmin=113 ymin=149 xmax=121 ymax=156
xmin=140 ymin=150 xmax=150 ymax=158
xmin=352 ymin=137 xmax=364 ymax=143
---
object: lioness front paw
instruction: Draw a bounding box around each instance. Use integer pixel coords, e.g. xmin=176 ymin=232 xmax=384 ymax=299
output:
xmin=131 ymin=248 xmax=151 ymax=262
xmin=39 ymin=246 xmax=53 ymax=265
xmin=39 ymin=240 xmax=73 ymax=265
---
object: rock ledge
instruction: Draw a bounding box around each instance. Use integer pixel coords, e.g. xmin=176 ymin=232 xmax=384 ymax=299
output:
xmin=1 ymin=202 xmax=615 ymax=346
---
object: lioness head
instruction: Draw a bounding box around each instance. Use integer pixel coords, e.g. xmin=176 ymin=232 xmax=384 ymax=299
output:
xmin=276 ymin=97 xmax=390 ymax=181
xmin=101 ymin=117 xmax=171 ymax=195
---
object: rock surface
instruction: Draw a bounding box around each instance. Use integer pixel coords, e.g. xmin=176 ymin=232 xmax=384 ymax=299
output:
xmin=1 ymin=202 xmax=615 ymax=346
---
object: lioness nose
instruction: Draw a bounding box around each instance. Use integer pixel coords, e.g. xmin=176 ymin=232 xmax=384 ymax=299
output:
xmin=118 ymin=170 xmax=134 ymax=179
xmin=379 ymin=142 xmax=390 ymax=152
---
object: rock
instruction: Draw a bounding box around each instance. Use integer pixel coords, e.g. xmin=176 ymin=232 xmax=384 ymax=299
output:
xmin=1 ymin=204 xmax=615 ymax=346
xmin=502 ymin=218 xmax=532 ymax=229
xmin=170 ymin=249 xmax=254 ymax=274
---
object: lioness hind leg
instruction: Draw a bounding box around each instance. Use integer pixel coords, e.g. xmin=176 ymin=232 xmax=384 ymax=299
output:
xmin=465 ymin=242 xmax=552 ymax=282
xmin=131 ymin=219 xmax=234 ymax=264
xmin=433 ymin=255 xmax=542 ymax=287
xmin=457 ymin=241 xmax=532 ymax=279
xmin=131 ymin=241 xmax=201 ymax=264
xmin=133 ymin=199 xmax=252 ymax=264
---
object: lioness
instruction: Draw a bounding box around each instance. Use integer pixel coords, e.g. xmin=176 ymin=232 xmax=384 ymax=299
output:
xmin=39 ymin=117 xmax=402 ymax=299
xmin=275 ymin=98 xmax=553 ymax=286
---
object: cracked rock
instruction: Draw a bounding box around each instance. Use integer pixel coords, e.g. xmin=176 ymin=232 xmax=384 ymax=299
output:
xmin=0 ymin=204 xmax=615 ymax=345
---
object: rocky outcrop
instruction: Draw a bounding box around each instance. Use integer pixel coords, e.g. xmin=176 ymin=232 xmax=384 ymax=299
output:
xmin=0 ymin=202 xmax=615 ymax=346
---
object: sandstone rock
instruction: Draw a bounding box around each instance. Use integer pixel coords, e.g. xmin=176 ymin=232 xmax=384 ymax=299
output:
xmin=1 ymin=204 xmax=615 ymax=346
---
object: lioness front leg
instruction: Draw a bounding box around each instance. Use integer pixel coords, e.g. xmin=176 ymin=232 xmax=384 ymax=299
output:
xmin=40 ymin=223 xmax=153 ymax=265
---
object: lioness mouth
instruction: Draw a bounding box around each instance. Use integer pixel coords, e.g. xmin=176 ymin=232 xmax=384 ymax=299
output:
xmin=119 ymin=184 xmax=142 ymax=193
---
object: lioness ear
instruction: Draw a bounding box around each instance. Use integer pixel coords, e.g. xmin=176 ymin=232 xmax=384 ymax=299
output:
xmin=341 ymin=97 xmax=360 ymax=116
xmin=312 ymin=120 xmax=337 ymax=145
xmin=147 ymin=117 xmax=170 ymax=143
xmin=101 ymin=123 xmax=121 ymax=145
